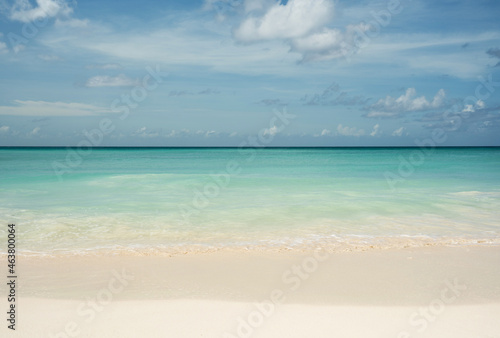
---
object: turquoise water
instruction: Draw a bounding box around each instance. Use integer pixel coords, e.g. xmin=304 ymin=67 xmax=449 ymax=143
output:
xmin=1 ymin=147 xmax=499 ymax=255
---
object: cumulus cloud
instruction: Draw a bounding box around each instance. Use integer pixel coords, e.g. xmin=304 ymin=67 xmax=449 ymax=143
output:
xmin=234 ymin=0 xmax=333 ymax=42
xmin=366 ymin=88 xmax=446 ymax=118
xmin=262 ymin=125 xmax=278 ymax=136
xmin=291 ymin=23 xmax=371 ymax=62
xmin=463 ymin=99 xmax=485 ymax=113
xmin=232 ymin=0 xmax=375 ymax=62
xmin=85 ymin=74 xmax=137 ymax=87
xmin=28 ymin=126 xmax=41 ymax=136
xmin=392 ymin=127 xmax=405 ymax=136
xmin=0 ymin=100 xmax=111 ymax=116
xmin=337 ymin=124 xmax=364 ymax=137
xmin=370 ymin=124 xmax=380 ymax=136
xmin=9 ymin=0 xmax=72 ymax=23
xmin=420 ymin=100 xmax=498 ymax=132
xmin=320 ymin=129 xmax=331 ymax=136
xmin=134 ymin=126 xmax=159 ymax=138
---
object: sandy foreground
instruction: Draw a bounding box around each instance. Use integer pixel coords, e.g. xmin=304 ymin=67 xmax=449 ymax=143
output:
xmin=2 ymin=246 xmax=500 ymax=337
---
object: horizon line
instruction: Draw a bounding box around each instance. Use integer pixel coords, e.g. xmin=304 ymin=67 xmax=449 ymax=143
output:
xmin=1 ymin=146 xmax=499 ymax=149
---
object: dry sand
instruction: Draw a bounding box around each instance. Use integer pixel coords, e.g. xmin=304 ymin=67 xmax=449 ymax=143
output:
xmin=2 ymin=246 xmax=500 ymax=337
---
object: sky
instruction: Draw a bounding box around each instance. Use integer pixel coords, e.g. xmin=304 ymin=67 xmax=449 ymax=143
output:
xmin=0 ymin=0 xmax=499 ymax=146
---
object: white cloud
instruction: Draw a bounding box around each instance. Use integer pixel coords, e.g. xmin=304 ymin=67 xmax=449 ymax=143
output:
xmin=291 ymin=28 xmax=342 ymax=53
xmin=291 ymin=23 xmax=371 ymax=62
xmin=369 ymin=124 xmax=380 ymax=137
xmin=28 ymin=126 xmax=41 ymax=136
xmin=85 ymin=74 xmax=137 ymax=87
xmin=165 ymin=129 xmax=191 ymax=138
xmin=164 ymin=129 xmax=235 ymax=138
xmin=262 ymin=125 xmax=278 ymax=136
xmin=165 ymin=130 xmax=177 ymax=138
xmin=134 ymin=126 xmax=159 ymax=138
xmin=392 ymin=127 xmax=405 ymax=137
xmin=462 ymin=99 xmax=485 ymax=113
xmin=9 ymin=0 xmax=72 ymax=23
xmin=430 ymin=89 xmax=446 ymax=108
xmin=337 ymin=124 xmax=364 ymax=137
xmin=234 ymin=0 xmax=333 ymax=42
xmin=232 ymin=0 xmax=377 ymax=62
xmin=367 ymin=88 xmax=446 ymax=118
xmin=39 ymin=15 xmax=309 ymax=77
xmin=35 ymin=3 xmax=500 ymax=78
xmin=0 ymin=100 xmax=112 ymax=116
xmin=320 ymin=129 xmax=331 ymax=136
xmin=0 ymin=126 xmax=10 ymax=133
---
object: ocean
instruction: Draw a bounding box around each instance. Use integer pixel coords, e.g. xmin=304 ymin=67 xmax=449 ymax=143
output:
xmin=1 ymin=147 xmax=499 ymax=256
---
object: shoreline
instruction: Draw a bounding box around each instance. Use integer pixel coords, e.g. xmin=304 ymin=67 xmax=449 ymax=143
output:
xmin=6 ymin=235 xmax=500 ymax=259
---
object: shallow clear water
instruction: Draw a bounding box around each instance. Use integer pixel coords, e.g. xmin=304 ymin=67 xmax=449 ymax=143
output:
xmin=1 ymin=147 xmax=499 ymax=255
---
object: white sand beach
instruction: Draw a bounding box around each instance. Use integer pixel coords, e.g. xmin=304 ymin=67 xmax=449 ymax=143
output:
xmin=3 ymin=245 xmax=500 ymax=337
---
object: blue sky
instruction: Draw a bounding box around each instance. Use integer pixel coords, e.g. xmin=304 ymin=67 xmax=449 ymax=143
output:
xmin=0 ymin=0 xmax=499 ymax=146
